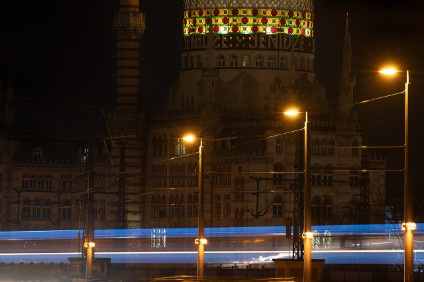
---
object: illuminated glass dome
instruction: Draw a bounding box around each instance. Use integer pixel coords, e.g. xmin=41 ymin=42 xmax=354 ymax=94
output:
xmin=183 ymin=0 xmax=314 ymax=37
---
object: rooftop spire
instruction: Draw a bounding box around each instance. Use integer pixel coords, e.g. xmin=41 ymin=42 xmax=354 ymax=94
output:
xmin=337 ymin=12 xmax=356 ymax=121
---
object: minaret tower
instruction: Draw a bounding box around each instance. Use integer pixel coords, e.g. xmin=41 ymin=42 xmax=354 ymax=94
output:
xmin=337 ymin=13 xmax=356 ymax=121
xmin=114 ymin=0 xmax=145 ymax=109
xmin=110 ymin=0 xmax=146 ymax=228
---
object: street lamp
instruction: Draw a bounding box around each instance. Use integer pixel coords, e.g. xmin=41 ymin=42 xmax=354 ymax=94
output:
xmin=84 ymin=240 xmax=95 ymax=281
xmin=284 ymin=109 xmax=312 ymax=282
xmin=379 ymin=67 xmax=414 ymax=282
xmin=182 ymin=134 xmax=207 ymax=279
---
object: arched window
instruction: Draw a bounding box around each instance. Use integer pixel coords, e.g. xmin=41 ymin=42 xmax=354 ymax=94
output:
xmin=230 ymin=54 xmax=238 ymax=67
xmin=242 ymin=55 xmax=250 ymax=67
xmin=255 ymin=54 xmax=264 ymax=67
xmin=217 ymin=55 xmax=225 ymax=67
xmin=267 ymin=56 xmax=275 ymax=68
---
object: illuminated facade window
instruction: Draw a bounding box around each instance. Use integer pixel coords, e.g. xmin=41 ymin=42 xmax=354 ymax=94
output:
xmin=242 ymin=55 xmax=250 ymax=67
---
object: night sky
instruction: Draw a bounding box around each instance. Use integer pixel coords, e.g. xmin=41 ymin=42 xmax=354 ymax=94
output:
xmin=1 ymin=0 xmax=424 ymax=214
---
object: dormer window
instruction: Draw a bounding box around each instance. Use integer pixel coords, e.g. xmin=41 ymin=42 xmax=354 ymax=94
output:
xmin=32 ymin=148 xmax=43 ymax=162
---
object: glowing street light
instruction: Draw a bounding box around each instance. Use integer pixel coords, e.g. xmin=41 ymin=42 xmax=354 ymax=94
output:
xmin=284 ymin=109 xmax=312 ymax=282
xmin=379 ymin=67 xmax=414 ymax=282
xmin=84 ymin=240 xmax=95 ymax=280
xmin=182 ymin=134 xmax=206 ymax=279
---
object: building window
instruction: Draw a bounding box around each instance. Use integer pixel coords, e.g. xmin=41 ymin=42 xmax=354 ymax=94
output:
xmin=323 ymin=196 xmax=333 ymax=217
xmin=230 ymin=54 xmax=238 ymax=67
xmin=22 ymin=200 xmax=31 ymax=219
xmin=32 ymin=148 xmax=43 ymax=162
xmin=255 ymin=55 xmax=264 ymax=67
xmin=187 ymin=162 xmax=198 ymax=186
xmin=177 ymin=194 xmax=185 ymax=218
xmin=234 ymin=176 xmax=245 ymax=200
xmin=273 ymin=163 xmax=284 ymax=186
xmin=224 ymin=194 xmax=231 ymax=217
xmin=22 ymin=174 xmax=29 ymax=190
xmin=329 ymin=139 xmax=335 ymax=155
xmin=299 ymin=57 xmax=305 ymax=70
xmin=322 ymin=166 xmax=333 ymax=186
xmin=196 ymin=55 xmax=203 ymax=68
xmin=188 ymin=55 xmax=194 ymax=68
xmin=352 ymin=139 xmax=359 ymax=156
xmin=214 ymin=194 xmax=221 ymax=217
xmin=267 ymin=56 xmax=275 ymax=68
xmin=173 ymin=138 xmax=186 ymax=156
xmin=350 ymin=169 xmax=360 ymax=187
xmin=187 ymin=195 xmax=193 ymax=217
xmin=217 ymin=55 xmax=225 ymax=67
xmin=61 ymin=174 xmax=72 ymax=192
xmin=273 ymin=194 xmax=283 ymax=216
xmin=279 ymin=56 xmax=287 ymax=68
xmin=242 ymin=55 xmax=250 ymax=67
xmin=212 ymin=164 xmax=231 ymax=186
xmin=60 ymin=199 xmax=72 ymax=219
xmin=276 ymin=138 xmax=283 ymax=154
xmin=312 ymin=196 xmax=322 ymax=217
xmin=169 ymin=195 xmax=175 ymax=218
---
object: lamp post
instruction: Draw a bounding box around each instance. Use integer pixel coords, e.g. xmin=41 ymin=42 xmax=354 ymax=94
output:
xmin=379 ymin=68 xmax=415 ymax=282
xmin=182 ymin=134 xmax=207 ymax=279
xmin=284 ymin=109 xmax=312 ymax=282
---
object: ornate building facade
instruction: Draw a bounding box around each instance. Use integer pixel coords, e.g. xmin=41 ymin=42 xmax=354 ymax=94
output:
xmin=0 ymin=0 xmax=386 ymax=237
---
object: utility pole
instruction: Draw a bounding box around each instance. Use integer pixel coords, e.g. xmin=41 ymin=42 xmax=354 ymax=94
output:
xmin=117 ymin=142 xmax=127 ymax=228
xmin=83 ymin=109 xmax=95 ymax=281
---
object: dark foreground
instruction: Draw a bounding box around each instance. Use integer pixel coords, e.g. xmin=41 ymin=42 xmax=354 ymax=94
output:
xmin=1 ymin=263 xmax=424 ymax=282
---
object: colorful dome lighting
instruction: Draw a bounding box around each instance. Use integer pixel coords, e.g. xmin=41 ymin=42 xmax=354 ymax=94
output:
xmin=183 ymin=0 xmax=314 ymax=37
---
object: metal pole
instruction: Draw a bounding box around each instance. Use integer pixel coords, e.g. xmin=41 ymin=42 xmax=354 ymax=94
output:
xmin=303 ymin=112 xmax=312 ymax=282
xmin=86 ymin=110 xmax=94 ymax=281
xmin=197 ymin=137 xmax=205 ymax=278
xmin=404 ymin=70 xmax=414 ymax=282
